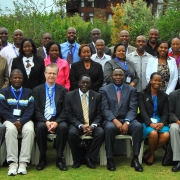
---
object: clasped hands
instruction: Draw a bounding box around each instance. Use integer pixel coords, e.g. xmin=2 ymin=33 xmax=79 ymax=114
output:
xmin=46 ymin=121 xmax=58 ymax=134
xmin=150 ymin=123 xmax=164 ymax=131
xmin=14 ymin=120 xmax=22 ymax=132
xmin=81 ymin=125 xmax=94 ymax=136
xmin=113 ymin=119 xmax=129 ymax=135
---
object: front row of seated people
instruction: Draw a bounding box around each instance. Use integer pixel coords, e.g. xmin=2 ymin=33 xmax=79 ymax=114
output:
xmin=0 ymin=64 xmax=180 ymax=175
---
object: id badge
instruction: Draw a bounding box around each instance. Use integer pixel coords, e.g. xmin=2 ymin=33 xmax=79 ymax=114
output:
xmin=126 ymin=76 xmax=131 ymax=83
xmin=150 ymin=118 xmax=158 ymax=123
xmin=13 ymin=109 xmax=21 ymax=116
xmin=47 ymin=107 xmax=54 ymax=114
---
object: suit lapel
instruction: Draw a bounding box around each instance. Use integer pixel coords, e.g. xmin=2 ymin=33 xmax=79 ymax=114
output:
xmin=19 ymin=59 xmax=28 ymax=79
xmin=41 ymin=84 xmax=46 ymax=110
xmin=119 ymin=85 xmax=128 ymax=108
xmin=89 ymin=90 xmax=94 ymax=118
xmin=75 ymin=89 xmax=84 ymax=116
xmin=55 ymin=84 xmax=60 ymax=106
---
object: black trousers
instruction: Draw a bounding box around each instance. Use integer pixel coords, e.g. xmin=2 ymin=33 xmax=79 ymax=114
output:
xmin=103 ymin=120 xmax=143 ymax=158
xmin=35 ymin=121 xmax=68 ymax=158
xmin=68 ymin=125 xmax=104 ymax=162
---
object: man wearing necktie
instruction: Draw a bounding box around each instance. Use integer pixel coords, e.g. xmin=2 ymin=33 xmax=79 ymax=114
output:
xmin=65 ymin=74 xmax=104 ymax=169
xmin=99 ymin=68 xmax=143 ymax=172
xmin=0 ymin=69 xmax=34 ymax=176
xmin=33 ymin=63 xmax=68 ymax=171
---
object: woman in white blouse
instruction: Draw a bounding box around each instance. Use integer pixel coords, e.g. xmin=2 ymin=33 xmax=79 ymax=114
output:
xmin=146 ymin=41 xmax=178 ymax=95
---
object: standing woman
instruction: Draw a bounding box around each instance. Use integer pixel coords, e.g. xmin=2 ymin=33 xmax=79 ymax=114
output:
xmin=168 ymin=37 xmax=180 ymax=89
xmin=138 ymin=72 xmax=169 ymax=165
xmin=104 ymin=43 xmax=139 ymax=86
xmin=44 ymin=41 xmax=70 ymax=91
xmin=70 ymin=44 xmax=103 ymax=92
xmin=146 ymin=41 xmax=178 ymax=95
xmin=11 ymin=38 xmax=45 ymax=89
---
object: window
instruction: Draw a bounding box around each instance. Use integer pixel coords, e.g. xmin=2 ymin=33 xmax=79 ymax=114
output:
xmin=87 ymin=0 xmax=94 ymax=7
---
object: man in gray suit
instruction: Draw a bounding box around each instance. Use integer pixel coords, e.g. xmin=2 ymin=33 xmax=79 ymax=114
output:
xmin=0 ymin=123 xmax=5 ymax=146
xmin=169 ymin=89 xmax=180 ymax=172
xmin=99 ymin=68 xmax=143 ymax=172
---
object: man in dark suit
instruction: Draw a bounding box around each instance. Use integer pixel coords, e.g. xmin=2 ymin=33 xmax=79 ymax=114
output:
xmin=65 ymin=74 xmax=104 ymax=169
xmin=33 ymin=63 xmax=68 ymax=171
xmin=99 ymin=68 xmax=143 ymax=172
xmin=37 ymin=33 xmax=52 ymax=59
xmin=88 ymin=28 xmax=111 ymax=56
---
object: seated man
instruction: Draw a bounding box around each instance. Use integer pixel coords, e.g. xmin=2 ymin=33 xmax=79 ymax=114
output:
xmin=99 ymin=68 xmax=143 ymax=172
xmin=169 ymin=89 xmax=180 ymax=172
xmin=33 ymin=63 xmax=68 ymax=171
xmin=65 ymin=74 xmax=104 ymax=169
xmin=0 ymin=122 xmax=5 ymax=146
xmin=0 ymin=69 xmax=34 ymax=176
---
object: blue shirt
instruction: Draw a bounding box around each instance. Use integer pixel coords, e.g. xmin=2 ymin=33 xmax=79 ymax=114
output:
xmin=60 ymin=41 xmax=80 ymax=63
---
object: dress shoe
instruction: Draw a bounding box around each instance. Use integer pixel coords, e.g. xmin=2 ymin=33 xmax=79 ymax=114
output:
xmin=56 ymin=161 xmax=68 ymax=171
xmin=172 ymin=162 xmax=180 ymax=172
xmin=145 ymin=159 xmax=153 ymax=166
xmin=72 ymin=160 xmax=81 ymax=168
xmin=131 ymin=159 xmax=143 ymax=172
xmin=107 ymin=158 xmax=116 ymax=171
xmin=85 ymin=158 xmax=95 ymax=169
xmin=36 ymin=161 xmax=47 ymax=170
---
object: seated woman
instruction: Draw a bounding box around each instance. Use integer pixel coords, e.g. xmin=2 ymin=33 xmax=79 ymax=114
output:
xmin=104 ymin=43 xmax=139 ymax=87
xmin=70 ymin=44 xmax=103 ymax=92
xmin=138 ymin=72 xmax=170 ymax=165
xmin=44 ymin=41 xmax=70 ymax=91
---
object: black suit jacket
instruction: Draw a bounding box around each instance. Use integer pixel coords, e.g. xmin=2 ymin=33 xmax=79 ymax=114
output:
xmin=88 ymin=42 xmax=111 ymax=56
xmin=65 ymin=89 xmax=102 ymax=127
xmin=70 ymin=60 xmax=103 ymax=92
xmin=11 ymin=55 xmax=45 ymax=90
xmin=138 ymin=90 xmax=169 ymax=126
xmin=32 ymin=83 xmax=67 ymax=123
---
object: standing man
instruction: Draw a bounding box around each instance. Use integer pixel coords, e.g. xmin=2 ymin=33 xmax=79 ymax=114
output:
xmin=99 ymin=68 xmax=143 ymax=172
xmin=0 ymin=69 xmax=34 ymax=176
xmin=60 ymin=27 xmax=80 ymax=67
xmin=88 ymin=28 xmax=111 ymax=56
xmin=65 ymin=74 xmax=104 ymax=169
xmin=126 ymin=35 xmax=152 ymax=92
xmin=33 ymin=63 xmax=68 ymax=171
xmin=0 ymin=29 xmax=24 ymax=75
xmin=145 ymin=28 xmax=159 ymax=56
xmin=37 ymin=33 xmax=52 ymax=59
xmin=0 ymin=27 xmax=11 ymax=50
xmin=110 ymin=30 xmax=136 ymax=55
xmin=91 ymin=39 xmax=111 ymax=71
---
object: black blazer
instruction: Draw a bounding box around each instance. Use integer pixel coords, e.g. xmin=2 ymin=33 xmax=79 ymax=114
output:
xmin=32 ymin=83 xmax=67 ymax=123
xmin=11 ymin=55 xmax=45 ymax=90
xmin=138 ymin=90 xmax=169 ymax=126
xmin=70 ymin=60 xmax=103 ymax=92
xmin=65 ymin=89 xmax=102 ymax=127
xmin=88 ymin=42 xmax=111 ymax=56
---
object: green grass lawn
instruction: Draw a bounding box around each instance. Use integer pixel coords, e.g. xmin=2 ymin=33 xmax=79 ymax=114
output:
xmin=0 ymin=143 xmax=179 ymax=180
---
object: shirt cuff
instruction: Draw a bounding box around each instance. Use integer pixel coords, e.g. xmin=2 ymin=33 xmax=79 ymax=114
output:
xmin=78 ymin=124 xmax=83 ymax=129
xmin=91 ymin=124 xmax=97 ymax=128
xmin=124 ymin=119 xmax=130 ymax=122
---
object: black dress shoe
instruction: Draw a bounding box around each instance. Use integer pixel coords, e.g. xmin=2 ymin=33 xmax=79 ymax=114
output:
xmin=56 ymin=161 xmax=68 ymax=171
xmin=36 ymin=161 xmax=47 ymax=170
xmin=85 ymin=158 xmax=95 ymax=169
xmin=172 ymin=162 xmax=180 ymax=172
xmin=107 ymin=158 xmax=116 ymax=171
xmin=131 ymin=159 xmax=143 ymax=172
xmin=72 ymin=160 xmax=81 ymax=168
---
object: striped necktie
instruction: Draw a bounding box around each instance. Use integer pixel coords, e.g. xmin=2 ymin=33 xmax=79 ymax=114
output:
xmin=44 ymin=87 xmax=52 ymax=120
xmin=67 ymin=44 xmax=73 ymax=65
xmin=81 ymin=93 xmax=89 ymax=125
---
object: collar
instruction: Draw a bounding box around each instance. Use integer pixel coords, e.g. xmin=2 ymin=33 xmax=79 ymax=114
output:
xmin=11 ymin=85 xmax=22 ymax=92
xmin=67 ymin=41 xmax=76 ymax=47
xmin=94 ymin=53 xmax=106 ymax=59
xmin=79 ymin=89 xmax=89 ymax=98
xmin=113 ymin=83 xmax=123 ymax=92
xmin=45 ymin=83 xmax=56 ymax=89
xmin=134 ymin=50 xmax=148 ymax=56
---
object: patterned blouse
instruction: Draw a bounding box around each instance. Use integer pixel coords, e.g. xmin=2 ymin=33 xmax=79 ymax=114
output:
xmin=158 ymin=63 xmax=170 ymax=92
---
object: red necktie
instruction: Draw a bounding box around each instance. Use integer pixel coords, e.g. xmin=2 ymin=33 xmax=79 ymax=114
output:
xmin=117 ymin=87 xmax=121 ymax=104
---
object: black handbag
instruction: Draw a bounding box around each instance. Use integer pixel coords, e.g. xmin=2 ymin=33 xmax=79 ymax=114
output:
xmin=162 ymin=141 xmax=175 ymax=166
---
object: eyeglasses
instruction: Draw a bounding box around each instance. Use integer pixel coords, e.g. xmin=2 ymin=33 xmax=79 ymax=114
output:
xmin=45 ymin=72 xmax=57 ymax=76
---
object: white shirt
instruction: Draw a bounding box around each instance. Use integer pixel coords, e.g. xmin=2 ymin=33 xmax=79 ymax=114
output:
xmin=22 ymin=56 xmax=34 ymax=77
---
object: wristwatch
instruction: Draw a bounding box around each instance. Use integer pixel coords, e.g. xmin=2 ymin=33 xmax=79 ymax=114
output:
xmin=125 ymin=121 xmax=130 ymax=125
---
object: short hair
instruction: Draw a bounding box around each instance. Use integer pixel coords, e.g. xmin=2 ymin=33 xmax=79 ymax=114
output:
xmin=0 ymin=27 xmax=8 ymax=33
xmin=91 ymin=28 xmax=101 ymax=34
xmin=112 ymin=43 xmax=126 ymax=59
xmin=79 ymin=74 xmax=91 ymax=82
xmin=67 ymin=27 xmax=76 ymax=33
xmin=10 ymin=69 xmax=23 ymax=78
xmin=95 ymin=39 xmax=105 ymax=45
xmin=111 ymin=68 xmax=125 ymax=75
xmin=78 ymin=44 xmax=93 ymax=57
xmin=19 ymin=38 xmax=37 ymax=57
xmin=45 ymin=63 xmax=59 ymax=73
xmin=45 ymin=41 xmax=62 ymax=58
xmin=13 ymin=29 xmax=23 ymax=36
xmin=136 ymin=35 xmax=147 ymax=42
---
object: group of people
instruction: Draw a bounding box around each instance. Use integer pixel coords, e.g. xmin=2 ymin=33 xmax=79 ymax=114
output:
xmin=0 ymin=25 xmax=180 ymax=176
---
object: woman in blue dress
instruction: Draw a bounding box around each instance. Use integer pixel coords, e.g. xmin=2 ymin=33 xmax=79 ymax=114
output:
xmin=138 ymin=72 xmax=169 ymax=165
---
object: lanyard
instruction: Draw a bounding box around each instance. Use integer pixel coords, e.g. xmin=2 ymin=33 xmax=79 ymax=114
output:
xmin=12 ymin=44 xmax=19 ymax=57
xmin=11 ymin=87 xmax=23 ymax=109
xmin=45 ymin=84 xmax=55 ymax=104
xmin=151 ymin=95 xmax=157 ymax=117
xmin=115 ymin=57 xmax=130 ymax=75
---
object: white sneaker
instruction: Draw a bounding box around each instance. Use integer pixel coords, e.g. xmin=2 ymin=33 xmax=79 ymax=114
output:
xmin=8 ymin=162 xmax=18 ymax=176
xmin=18 ymin=162 xmax=27 ymax=175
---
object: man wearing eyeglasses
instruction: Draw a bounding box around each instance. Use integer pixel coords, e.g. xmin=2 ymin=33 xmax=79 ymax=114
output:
xmin=33 ymin=63 xmax=68 ymax=171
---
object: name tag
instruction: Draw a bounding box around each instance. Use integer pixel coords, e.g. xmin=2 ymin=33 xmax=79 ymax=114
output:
xmin=47 ymin=107 xmax=54 ymax=114
xmin=13 ymin=109 xmax=21 ymax=116
xmin=126 ymin=76 xmax=131 ymax=83
xmin=151 ymin=118 xmax=158 ymax=123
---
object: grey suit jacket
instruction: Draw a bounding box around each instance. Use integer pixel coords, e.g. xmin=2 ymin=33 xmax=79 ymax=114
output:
xmin=37 ymin=47 xmax=45 ymax=59
xmin=0 ymin=56 xmax=9 ymax=89
xmin=99 ymin=83 xmax=138 ymax=122
xmin=169 ymin=89 xmax=180 ymax=123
